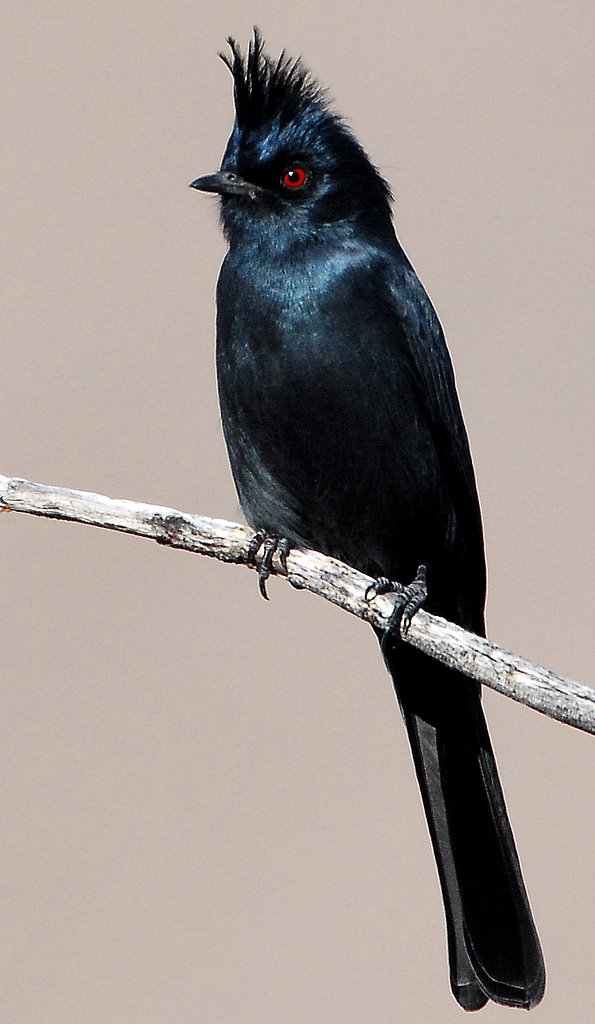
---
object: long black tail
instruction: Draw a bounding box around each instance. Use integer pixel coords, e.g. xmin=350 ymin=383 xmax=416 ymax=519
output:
xmin=384 ymin=641 xmax=545 ymax=1010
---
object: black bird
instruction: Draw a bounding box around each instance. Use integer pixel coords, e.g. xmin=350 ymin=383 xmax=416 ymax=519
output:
xmin=191 ymin=31 xmax=545 ymax=1011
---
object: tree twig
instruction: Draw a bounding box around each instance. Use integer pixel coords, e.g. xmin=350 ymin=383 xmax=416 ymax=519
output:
xmin=1 ymin=472 xmax=593 ymax=735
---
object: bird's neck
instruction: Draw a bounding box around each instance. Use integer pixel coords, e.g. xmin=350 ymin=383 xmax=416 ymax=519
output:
xmin=224 ymin=228 xmax=391 ymax=309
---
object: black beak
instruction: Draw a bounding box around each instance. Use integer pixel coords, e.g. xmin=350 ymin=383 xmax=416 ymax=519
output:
xmin=189 ymin=170 xmax=261 ymax=199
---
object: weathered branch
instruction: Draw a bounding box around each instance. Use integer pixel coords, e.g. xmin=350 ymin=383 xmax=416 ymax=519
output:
xmin=1 ymin=472 xmax=593 ymax=735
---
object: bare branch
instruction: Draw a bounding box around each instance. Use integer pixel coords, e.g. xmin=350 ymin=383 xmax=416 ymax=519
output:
xmin=1 ymin=472 xmax=593 ymax=735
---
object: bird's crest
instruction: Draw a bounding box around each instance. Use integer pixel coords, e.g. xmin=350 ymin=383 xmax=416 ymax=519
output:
xmin=220 ymin=29 xmax=328 ymax=132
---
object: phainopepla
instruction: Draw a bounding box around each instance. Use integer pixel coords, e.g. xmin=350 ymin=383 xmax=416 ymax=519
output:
xmin=190 ymin=30 xmax=545 ymax=1011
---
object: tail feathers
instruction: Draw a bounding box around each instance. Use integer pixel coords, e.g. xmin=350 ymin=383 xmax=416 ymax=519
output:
xmin=385 ymin=642 xmax=545 ymax=1010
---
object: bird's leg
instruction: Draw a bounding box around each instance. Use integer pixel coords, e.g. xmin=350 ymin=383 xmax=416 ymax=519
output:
xmin=365 ymin=564 xmax=428 ymax=646
xmin=247 ymin=531 xmax=291 ymax=599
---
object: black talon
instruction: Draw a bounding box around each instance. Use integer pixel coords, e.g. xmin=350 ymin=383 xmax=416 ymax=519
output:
xmin=399 ymin=563 xmax=428 ymax=633
xmin=276 ymin=537 xmax=290 ymax=574
xmin=365 ymin=564 xmax=428 ymax=647
xmin=257 ymin=535 xmax=277 ymax=599
xmin=247 ymin=529 xmax=266 ymax=563
xmin=365 ymin=576 xmax=401 ymax=602
xmin=247 ymin=531 xmax=291 ymax=600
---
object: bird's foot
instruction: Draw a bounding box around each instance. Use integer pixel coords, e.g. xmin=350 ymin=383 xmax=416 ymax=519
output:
xmin=365 ymin=564 xmax=428 ymax=645
xmin=247 ymin=531 xmax=291 ymax=599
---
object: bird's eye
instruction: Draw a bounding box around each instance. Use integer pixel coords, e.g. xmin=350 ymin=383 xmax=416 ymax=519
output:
xmin=281 ymin=166 xmax=308 ymax=190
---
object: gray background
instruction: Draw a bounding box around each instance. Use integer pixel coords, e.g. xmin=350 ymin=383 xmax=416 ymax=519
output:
xmin=2 ymin=2 xmax=594 ymax=1021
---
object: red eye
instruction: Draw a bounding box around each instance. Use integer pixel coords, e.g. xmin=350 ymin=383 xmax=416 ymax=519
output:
xmin=282 ymin=166 xmax=308 ymax=189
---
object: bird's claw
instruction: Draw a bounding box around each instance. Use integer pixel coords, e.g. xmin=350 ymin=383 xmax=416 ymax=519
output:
xmin=365 ymin=564 xmax=428 ymax=645
xmin=364 ymin=576 xmax=403 ymax=602
xmin=247 ymin=531 xmax=290 ymax=599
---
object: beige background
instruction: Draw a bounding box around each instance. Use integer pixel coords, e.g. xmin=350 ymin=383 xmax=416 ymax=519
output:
xmin=2 ymin=2 xmax=594 ymax=1022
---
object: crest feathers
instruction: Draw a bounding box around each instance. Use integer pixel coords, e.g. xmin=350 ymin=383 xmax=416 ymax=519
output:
xmin=219 ymin=28 xmax=328 ymax=132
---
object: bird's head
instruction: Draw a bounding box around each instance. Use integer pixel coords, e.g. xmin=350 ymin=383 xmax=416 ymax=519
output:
xmin=190 ymin=30 xmax=394 ymax=246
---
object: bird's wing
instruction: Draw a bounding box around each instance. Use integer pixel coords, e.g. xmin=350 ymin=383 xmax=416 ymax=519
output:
xmin=387 ymin=263 xmax=486 ymax=627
